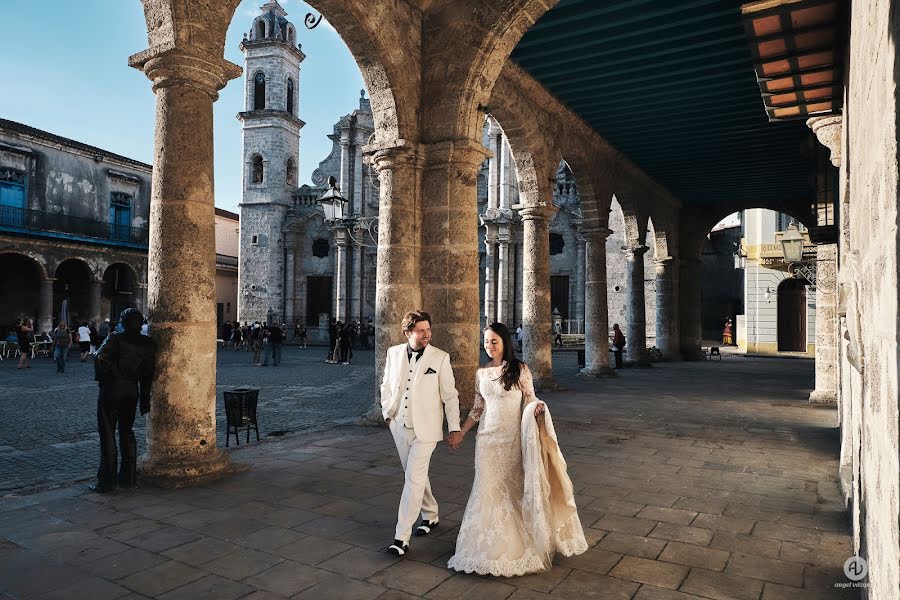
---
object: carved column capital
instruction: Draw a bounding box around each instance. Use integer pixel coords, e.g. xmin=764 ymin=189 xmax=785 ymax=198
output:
xmin=365 ymin=139 xmax=424 ymax=173
xmin=128 ymin=45 xmax=241 ymax=99
xmin=579 ymin=226 xmax=611 ymax=242
xmin=624 ymin=244 xmax=650 ymax=257
xmin=806 ymin=115 xmax=842 ymax=168
xmin=517 ymin=204 xmax=557 ymax=222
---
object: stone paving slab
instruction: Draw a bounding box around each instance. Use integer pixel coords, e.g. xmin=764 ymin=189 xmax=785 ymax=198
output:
xmin=0 ymin=357 xmax=863 ymax=599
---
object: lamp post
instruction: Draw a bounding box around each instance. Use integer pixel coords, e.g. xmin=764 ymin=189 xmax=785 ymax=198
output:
xmin=317 ymin=176 xmax=379 ymax=247
xmin=781 ymin=221 xmax=816 ymax=286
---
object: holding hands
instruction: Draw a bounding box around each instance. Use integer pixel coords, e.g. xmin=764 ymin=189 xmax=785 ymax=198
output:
xmin=445 ymin=430 xmax=465 ymax=450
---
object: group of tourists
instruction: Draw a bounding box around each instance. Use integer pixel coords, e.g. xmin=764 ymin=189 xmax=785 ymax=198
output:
xmin=222 ymin=321 xmax=287 ymax=366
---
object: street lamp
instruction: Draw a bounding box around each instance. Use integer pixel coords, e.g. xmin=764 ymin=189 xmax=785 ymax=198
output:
xmin=317 ymin=175 xmax=379 ymax=247
xmin=319 ymin=177 xmax=347 ymax=223
xmin=780 ymin=221 xmax=805 ymax=263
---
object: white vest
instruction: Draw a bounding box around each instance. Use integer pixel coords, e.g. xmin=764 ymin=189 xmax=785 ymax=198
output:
xmin=394 ymin=349 xmax=426 ymax=429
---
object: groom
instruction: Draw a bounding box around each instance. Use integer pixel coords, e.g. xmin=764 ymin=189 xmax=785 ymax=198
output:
xmin=381 ymin=310 xmax=462 ymax=556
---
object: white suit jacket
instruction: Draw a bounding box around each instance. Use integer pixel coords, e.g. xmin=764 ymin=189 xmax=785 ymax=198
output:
xmin=380 ymin=343 xmax=461 ymax=443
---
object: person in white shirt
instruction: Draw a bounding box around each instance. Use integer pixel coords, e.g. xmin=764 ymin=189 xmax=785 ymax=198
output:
xmin=77 ymin=322 xmax=92 ymax=362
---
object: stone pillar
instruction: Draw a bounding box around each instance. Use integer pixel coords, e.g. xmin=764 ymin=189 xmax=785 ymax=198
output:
xmin=284 ymin=243 xmax=296 ymax=326
xmin=624 ymin=245 xmax=649 ymax=365
xmin=128 ymin=46 xmax=241 ymax=485
xmin=499 ymin=139 xmax=511 ymax=209
xmin=496 ymin=233 xmax=511 ymax=324
xmin=334 ymin=230 xmax=348 ymax=322
xmin=580 ymin=227 xmax=614 ymax=376
xmin=353 ymin=133 xmax=365 ymax=216
xmin=350 ymin=243 xmax=363 ymax=324
xmin=88 ymin=280 xmax=102 ymax=325
xmin=487 ymin=121 xmax=500 ymax=211
xmin=484 ymin=229 xmax=497 ymax=323
xmin=810 ymin=244 xmax=839 ymax=404
xmin=575 ymin=233 xmax=586 ymax=324
xmin=420 ymin=139 xmax=489 ymax=411
xmin=365 ymin=141 xmax=425 ymax=423
xmin=678 ymin=256 xmax=704 ymax=360
xmin=654 ymin=257 xmax=681 ymax=360
xmin=39 ymin=278 xmax=54 ymax=334
xmin=340 ymin=131 xmax=351 ymax=211
xmin=520 ymin=205 xmax=557 ymax=389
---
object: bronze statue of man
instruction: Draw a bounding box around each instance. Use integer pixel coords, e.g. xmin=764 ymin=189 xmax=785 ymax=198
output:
xmin=90 ymin=308 xmax=157 ymax=493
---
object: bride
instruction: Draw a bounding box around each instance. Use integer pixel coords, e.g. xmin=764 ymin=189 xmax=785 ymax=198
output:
xmin=447 ymin=323 xmax=587 ymax=577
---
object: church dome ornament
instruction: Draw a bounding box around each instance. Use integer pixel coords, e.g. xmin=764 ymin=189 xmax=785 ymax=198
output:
xmin=305 ymin=12 xmax=323 ymax=29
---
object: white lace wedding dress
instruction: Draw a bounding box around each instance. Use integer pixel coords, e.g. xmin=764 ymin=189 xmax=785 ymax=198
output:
xmin=447 ymin=363 xmax=587 ymax=577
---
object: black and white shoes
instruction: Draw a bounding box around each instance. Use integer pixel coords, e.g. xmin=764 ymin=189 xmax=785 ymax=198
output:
xmin=415 ymin=518 xmax=439 ymax=536
xmin=387 ymin=539 xmax=409 ymax=556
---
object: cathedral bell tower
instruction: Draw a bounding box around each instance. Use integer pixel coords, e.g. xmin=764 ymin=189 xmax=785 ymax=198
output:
xmin=237 ymin=0 xmax=306 ymax=324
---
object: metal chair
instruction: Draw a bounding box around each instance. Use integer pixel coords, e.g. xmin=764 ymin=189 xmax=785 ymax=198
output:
xmin=223 ymin=388 xmax=260 ymax=447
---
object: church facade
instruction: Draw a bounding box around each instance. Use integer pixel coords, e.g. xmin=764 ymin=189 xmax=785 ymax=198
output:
xmin=236 ymin=1 xmax=655 ymax=345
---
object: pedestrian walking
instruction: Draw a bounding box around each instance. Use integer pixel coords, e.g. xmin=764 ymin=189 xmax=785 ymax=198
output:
xmin=250 ymin=322 xmax=264 ymax=365
xmin=553 ymin=322 xmax=563 ymax=347
xmin=89 ymin=321 xmax=99 ymax=354
xmin=222 ymin=321 xmax=232 ymax=349
xmin=52 ymin=321 xmax=71 ymax=373
xmin=299 ymin=325 xmax=308 ymax=348
xmin=263 ymin=323 xmax=284 ymax=366
xmin=610 ymin=323 xmax=626 ymax=369
xmin=232 ymin=321 xmax=243 ymax=351
xmin=98 ymin=318 xmax=110 ymax=342
xmin=339 ymin=324 xmax=353 ymax=364
xmin=16 ymin=318 xmax=33 ymax=369
xmin=722 ymin=318 xmax=733 ymax=345
xmin=326 ymin=318 xmax=338 ymax=363
xmin=78 ymin=321 xmax=92 ymax=361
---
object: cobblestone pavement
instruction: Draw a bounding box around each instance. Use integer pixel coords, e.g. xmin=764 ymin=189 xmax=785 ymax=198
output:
xmin=0 ymin=355 xmax=859 ymax=599
xmin=0 ymin=344 xmax=376 ymax=494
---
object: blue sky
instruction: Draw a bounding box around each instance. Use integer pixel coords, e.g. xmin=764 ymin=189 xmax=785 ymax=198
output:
xmin=0 ymin=0 xmax=366 ymax=213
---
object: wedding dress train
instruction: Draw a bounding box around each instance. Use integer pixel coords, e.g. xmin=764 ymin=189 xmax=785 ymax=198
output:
xmin=447 ymin=364 xmax=587 ymax=577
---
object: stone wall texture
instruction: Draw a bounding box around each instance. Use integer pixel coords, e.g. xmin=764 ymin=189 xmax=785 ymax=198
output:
xmin=844 ymin=0 xmax=900 ymax=595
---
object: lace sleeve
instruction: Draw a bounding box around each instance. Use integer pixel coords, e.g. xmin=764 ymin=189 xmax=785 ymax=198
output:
xmin=470 ymin=381 xmax=485 ymax=422
xmin=520 ymin=363 xmax=537 ymax=403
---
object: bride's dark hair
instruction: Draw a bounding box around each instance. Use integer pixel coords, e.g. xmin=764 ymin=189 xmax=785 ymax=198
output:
xmin=485 ymin=322 xmax=524 ymax=391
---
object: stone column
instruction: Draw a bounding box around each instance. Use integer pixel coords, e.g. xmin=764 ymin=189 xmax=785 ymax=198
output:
xmin=678 ymin=256 xmax=704 ymax=360
xmin=364 ymin=140 xmax=425 ymax=423
xmin=654 ymin=257 xmax=681 ymax=360
xmin=574 ymin=233 xmax=586 ymax=325
xmin=353 ymin=133 xmax=365 ymax=216
xmin=487 ymin=121 xmax=500 ymax=211
xmin=580 ymin=227 xmax=614 ymax=376
xmin=810 ymin=244 xmax=839 ymax=404
xmin=88 ymin=280 xmax=103 ymax=325
xmin=284 ymin=243 xmax=296 ymax=326
xmin=520 ymin=205 xmax=557 ymax=389
xmin=334 ymin=230 xmax=348 ymax=322
xmin=624 ymin=245 xmax=649 ymax=365
xmin=350 ymin=243 xmax=363 ymax=324
xmin=420 ymin=139 xmax=489 ymax=411
xmin=496 ymin=233 xmax=511 ymax=324
xmin=340 ymin=131 xmax=351 ymax=211
xmin=39 ymin=278 xmax=54 ymax=334
xmin=499 ymin=139 xmax=512 ymax=209
xmin=484 ymin=229 xmax=497 ymax=323
xmin=128 ymin=46 xmax=241 ymax=485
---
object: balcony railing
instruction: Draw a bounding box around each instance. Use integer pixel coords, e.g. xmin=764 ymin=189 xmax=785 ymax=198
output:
xmin=0 ymin=205 xmax=149 ymax=246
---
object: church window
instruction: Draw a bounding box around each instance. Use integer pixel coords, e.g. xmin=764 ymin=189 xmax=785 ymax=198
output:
xmin=287 ymin=26 xmax=296 ymax=45
xmin=251 ymin=235 xmax=259 ymax=245
xmin=312 ymin=238 xmax=330 ymax=258
xmin=255 ymin=20 xmax=266 ymax=40
xmin=286 ymin=157 xmax=295 ymax=186
xmin=287 ymin=78 xmax=294 ymax=115
xmin=549 ymin=232 xmax=565 ymax=255
xmin=251 ymin=155 xmax=264 ymax=184
xmin=254 ymin=72 xmax=266 ymax=110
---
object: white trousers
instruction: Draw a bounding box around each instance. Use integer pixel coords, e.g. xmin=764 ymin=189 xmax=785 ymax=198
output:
xmin=390 ymin=419 xmax=438 ymax=542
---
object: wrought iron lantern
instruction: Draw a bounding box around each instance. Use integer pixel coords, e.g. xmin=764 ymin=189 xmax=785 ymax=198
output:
xmin=780 ymin=221 xmax=805 ymax=263
xmin=318 ymin=177 xmax=347 ymax=222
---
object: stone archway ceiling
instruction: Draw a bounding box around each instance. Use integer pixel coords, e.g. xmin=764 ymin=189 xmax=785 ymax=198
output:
xmin=510 ymin=0 xmax=826 ymax=206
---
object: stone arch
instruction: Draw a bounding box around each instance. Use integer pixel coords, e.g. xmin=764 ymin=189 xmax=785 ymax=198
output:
xmin=102 ymin=262 xmax=141 ymax=322
xmin=286 ymin=24 xmax=295 ymax=45
xmin=0 ymin=251 xmax=47 ymax=329
xmin=436 ymin=0 xmax=563 ymax=143
xmin=285 ymin=156 xmax=296 ymax=186
xmin=646 ymin=206 xmax=676 ymax=260
xmin=613 ymin=185 xmax=650 ymax=248
xmin=54 ymin=258 xmax=95 ymax=325
xmin=681 ymin=204 xmax=811 ymax=261
xmin=0 ymin=249 xmax=48 ymax=280
xmin=254 ymin=17 xmax=266 ymax=40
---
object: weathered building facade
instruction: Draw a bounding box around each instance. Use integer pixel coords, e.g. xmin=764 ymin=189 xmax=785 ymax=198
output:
xmin=215 ymin=207 xmax=239 ymax=328
xmin=0 ymin=118 xmax=150 ymax=335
